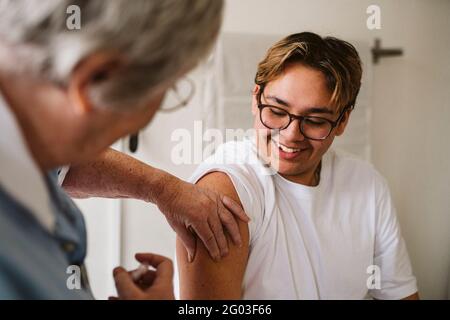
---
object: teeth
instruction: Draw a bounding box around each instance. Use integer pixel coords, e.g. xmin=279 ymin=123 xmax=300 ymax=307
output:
xmin=273 ymin=140 xmax=300 ymax=153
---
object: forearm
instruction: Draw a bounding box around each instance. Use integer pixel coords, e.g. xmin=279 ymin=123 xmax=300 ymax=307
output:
xmin=62 ymin=148 xmax=177 ymax=205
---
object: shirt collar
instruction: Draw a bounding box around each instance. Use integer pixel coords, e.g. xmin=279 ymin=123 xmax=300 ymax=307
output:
xmin=0 ymin=91 xmax=55 ymax=232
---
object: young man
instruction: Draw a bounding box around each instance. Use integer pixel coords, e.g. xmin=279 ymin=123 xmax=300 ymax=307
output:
xmin=177 ymin=32 xmax=419 ymax=300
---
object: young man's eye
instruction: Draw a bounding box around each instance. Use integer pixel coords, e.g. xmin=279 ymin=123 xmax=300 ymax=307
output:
xmin=269 ymin=108 xmax=286 ymax=116
xmin=304 ymin=118 xmax=327 ymax=126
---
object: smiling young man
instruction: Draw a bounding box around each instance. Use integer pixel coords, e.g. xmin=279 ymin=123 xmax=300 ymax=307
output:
xmin=176 ymin=32 xmax=419 ymax=300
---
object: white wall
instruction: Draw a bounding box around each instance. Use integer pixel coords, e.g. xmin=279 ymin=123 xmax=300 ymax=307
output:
xmin=80 ymin=0 xmax=450 ymax=299
xmin=221 ymin=0 xmax=450 ymax=299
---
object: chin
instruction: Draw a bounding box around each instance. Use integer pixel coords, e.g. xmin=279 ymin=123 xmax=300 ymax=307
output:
xmin=276 ymin=163 xmax=307 ymax=176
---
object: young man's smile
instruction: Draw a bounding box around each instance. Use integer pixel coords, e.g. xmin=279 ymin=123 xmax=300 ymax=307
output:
xmin=271 ymin=137 xmax=309 ymax=160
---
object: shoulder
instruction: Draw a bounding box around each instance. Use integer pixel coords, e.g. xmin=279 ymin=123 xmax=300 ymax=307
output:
xmin=195 ymin=139 xmax=263 ymax=177
xmin=190 ymin=139 xmax=267 ymax=210
xmin=190 ymin=139 xmax=272 ymax=243
xmin=329 ymin=149 xmax=396 ymax=232
xmin=196 ymin=172 xmax=241 ymax=207
xmin=329 ymin=148 xmax=388 ymax=193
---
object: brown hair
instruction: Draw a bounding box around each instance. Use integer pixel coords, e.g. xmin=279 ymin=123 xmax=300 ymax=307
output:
xmin=255 ymin=32 xmax=362 ymax=111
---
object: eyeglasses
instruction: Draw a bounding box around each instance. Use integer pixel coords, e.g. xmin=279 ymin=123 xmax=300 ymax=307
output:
xmin=257 ymin=87 xmax=352 ymax=141
xmin=159 ymin=77 xmax=195 ymax=113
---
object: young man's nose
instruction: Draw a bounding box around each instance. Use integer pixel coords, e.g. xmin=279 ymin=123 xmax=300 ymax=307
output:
xmin=282 ymin=118 xmax=305 ymax=142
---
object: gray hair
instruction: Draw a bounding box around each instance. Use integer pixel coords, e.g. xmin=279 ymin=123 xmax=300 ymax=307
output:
xmin=0 ymin=0 xmax=223 ymax=110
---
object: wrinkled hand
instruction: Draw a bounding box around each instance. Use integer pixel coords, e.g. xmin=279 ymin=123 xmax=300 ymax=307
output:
xmin=158 ymin=178 xmax=249 ymax=262
xmin=110 ymin=253 xmax=174 ymax=300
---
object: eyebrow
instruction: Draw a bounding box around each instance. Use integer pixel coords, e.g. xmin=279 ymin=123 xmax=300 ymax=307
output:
xmin=265 ymin=94 xmax=334 ymax=115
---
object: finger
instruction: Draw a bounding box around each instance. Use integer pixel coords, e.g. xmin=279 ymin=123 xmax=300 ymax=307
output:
xmin=208 ymin=211 xmax=229 ymax=257
xmin=222 ymin=195 xmax=250 ymax=222
xmin=135 ymin=253 xmax=171 ymax=267
xmin=192 ymin=223 xmax=221 ymax=262
xmin=219 ymin=207 xmax=243 ymax=247
xmin=134 ymin=253 xmax=174 ymax=286
xmin=113 ymin=267 xmax=140 ymax=299
xmin=170 ymin=224 xmax=197 ymax=262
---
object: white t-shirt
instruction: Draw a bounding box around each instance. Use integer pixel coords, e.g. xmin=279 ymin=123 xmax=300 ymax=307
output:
xmin=188 ymin=138 xmax=417 ymax=300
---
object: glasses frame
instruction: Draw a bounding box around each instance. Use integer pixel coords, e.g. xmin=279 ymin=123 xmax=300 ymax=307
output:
xmin=159 ymin=77 xmax=195 ymax=113
xmin=257 ymin=86 xmax=353 ymax=141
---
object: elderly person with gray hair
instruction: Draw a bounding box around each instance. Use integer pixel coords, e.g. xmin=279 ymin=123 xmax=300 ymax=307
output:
xmin=0 ymin=0 xmax=249 ymax=299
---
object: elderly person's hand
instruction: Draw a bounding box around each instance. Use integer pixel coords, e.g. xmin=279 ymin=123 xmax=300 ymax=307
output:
xmin=111 ymin=253 xmax=174 ymax=300
xmin=157 ymin=177 xmax=250 ymax=262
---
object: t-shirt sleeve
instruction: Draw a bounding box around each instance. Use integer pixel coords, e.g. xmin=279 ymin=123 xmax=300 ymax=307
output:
xmin=189 ymin=160 xmax=265 ymax=247
xmin=369 ymin=177 xmax=418 ymax=300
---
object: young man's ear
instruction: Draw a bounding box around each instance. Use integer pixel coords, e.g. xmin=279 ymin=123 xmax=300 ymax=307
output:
xmin=251 ymin=85 xmax=260 ymax=115
xmin=67 ymin=52 xmax=124 ymax=114
xmin=335 ymin=108 xmax=352 ymax=136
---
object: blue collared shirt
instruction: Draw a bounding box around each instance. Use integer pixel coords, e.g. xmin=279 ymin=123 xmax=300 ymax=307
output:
xmin=0 ymin=171 xmax=94 ymax=299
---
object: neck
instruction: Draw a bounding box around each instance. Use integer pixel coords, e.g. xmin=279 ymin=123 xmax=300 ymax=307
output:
xmin=0 ymin=71 xmax=76 ymax=171
xmin=281 ymin=161 xmax=322 ymax=186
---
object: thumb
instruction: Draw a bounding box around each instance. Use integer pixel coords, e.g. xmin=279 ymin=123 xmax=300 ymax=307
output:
xmin=174 ymin=225 xmax=197 ymax=263
xmin=113 ymin=267 xmax=140 ymax=299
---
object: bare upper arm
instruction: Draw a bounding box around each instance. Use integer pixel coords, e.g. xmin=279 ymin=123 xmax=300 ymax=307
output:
xmin=176 ymin=171 xmax=250 ymax=300
xmin=402 ymin=292 xmax=419 ymax=300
